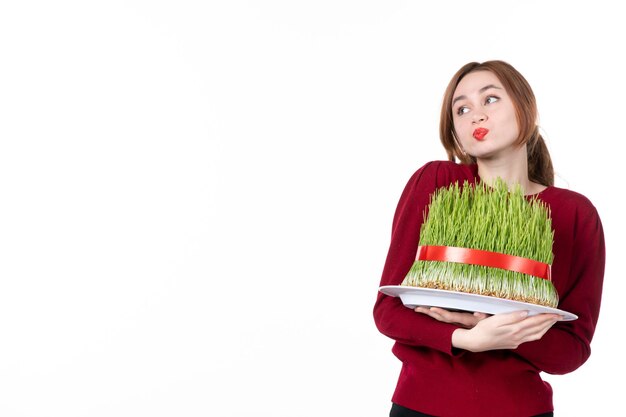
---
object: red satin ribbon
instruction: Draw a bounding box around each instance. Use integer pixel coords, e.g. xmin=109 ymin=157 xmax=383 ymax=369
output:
xmin=416 ymin=245 xmax=551 ymax=280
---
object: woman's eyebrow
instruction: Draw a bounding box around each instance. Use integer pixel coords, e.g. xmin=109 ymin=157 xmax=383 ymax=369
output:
xmin=479 ymin=84 xmax=502 ymax=93
xmin=452 ymin=84 xmax=503 ymax=106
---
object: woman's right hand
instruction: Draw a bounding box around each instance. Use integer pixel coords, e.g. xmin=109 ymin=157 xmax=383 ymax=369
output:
xmin=451 ymin=311 xmax=561 ymax=352
xmin=415 ymin=306 xmax=489 ymax=329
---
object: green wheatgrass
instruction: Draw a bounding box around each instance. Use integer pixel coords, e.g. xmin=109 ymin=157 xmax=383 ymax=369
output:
xmin=401 ymin=179 xmax=559 ymax=308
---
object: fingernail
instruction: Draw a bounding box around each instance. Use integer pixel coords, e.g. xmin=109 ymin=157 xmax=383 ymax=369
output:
xmin=520 ymin=311 xmax=528 ymax=318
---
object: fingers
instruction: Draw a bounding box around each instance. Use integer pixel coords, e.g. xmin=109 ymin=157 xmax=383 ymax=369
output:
xmin=429 ymin=307 xmax=484 ymax=328
xmin=489 ymin=313 xmax=559 ymax=348
xmin=512 ymin=314 xmax=559 ymax=343
xmin=414 ymin=306 xmax=447 ymax=322
xmin=426 ymin=307 xmax=456 ymax=319
xmin=414 ymin=306 xmax=485 ymax=328
xmin=413 ymin=306 xmax=560 ymax=342
xmin=453 ymin=311 xmax=561 ymax=352
xmin=487 ymin=310 xmax=531 ymax=325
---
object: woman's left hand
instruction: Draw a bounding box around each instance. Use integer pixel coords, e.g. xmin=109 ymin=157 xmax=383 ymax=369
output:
xmin=415 ymin=306 xmax=489 ymax=329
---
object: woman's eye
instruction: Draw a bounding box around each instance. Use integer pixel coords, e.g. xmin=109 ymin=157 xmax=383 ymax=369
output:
xmin=456 ymin=106 xmax=470 ymax=116
xmin=485 ymin=96 xmax=499 ymax=104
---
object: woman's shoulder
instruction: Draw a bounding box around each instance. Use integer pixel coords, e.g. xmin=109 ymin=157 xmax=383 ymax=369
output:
xmin=409 ymin=160 xmax=477 ymax=187
xmin=542 ymin=185 xmax=600 ymax=219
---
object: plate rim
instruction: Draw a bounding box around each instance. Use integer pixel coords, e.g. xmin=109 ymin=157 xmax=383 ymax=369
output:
xmin=379 ymin=285 xmax=577 ymax=321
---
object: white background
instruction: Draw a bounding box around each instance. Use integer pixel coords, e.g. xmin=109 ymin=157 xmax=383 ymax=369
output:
xmin=0 ymin=1 xmax=623 ymax=416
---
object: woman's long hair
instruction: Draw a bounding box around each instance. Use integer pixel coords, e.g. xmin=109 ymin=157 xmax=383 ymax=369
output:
xmin=439 ymin=60 xmax=554 ymax=186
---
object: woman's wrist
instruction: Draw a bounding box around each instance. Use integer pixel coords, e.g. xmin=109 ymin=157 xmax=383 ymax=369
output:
xmin=452 ymin=328 xmax=471 ymax=351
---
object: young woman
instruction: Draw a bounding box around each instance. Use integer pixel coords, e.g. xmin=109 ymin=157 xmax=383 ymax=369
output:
xmin=373 ymin=61 xmax=605 ymax=417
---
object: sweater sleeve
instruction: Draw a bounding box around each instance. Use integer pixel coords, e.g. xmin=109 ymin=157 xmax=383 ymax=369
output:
xmin=513 ymin=202 xmax=605 ymax=374
xmin=373 ymin=162 xmax=461 ymax=355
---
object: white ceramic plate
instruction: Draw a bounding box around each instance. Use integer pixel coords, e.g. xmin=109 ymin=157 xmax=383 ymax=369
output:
xmin=379 ymin=285 xmax=577 ymax=321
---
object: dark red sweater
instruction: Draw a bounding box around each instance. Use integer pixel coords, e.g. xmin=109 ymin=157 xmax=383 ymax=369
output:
xmin=374 ymin=161 xmax=605 ymax=417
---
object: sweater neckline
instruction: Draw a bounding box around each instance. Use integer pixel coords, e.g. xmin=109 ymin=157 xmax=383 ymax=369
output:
xmin=468 ymin=163 xmax=553 ymax=198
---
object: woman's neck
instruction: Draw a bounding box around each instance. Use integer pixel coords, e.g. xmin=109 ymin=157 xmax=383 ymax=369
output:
xmin=476 ymin=145 xmax=546 ymax=195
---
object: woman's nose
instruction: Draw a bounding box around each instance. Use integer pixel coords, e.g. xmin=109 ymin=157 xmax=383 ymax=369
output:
xmin=472 ymin=112 xmax=487 ymax=123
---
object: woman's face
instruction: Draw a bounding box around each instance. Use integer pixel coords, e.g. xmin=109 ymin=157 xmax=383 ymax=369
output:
xmin=451 ymin=70 xmax=520 ymax=160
